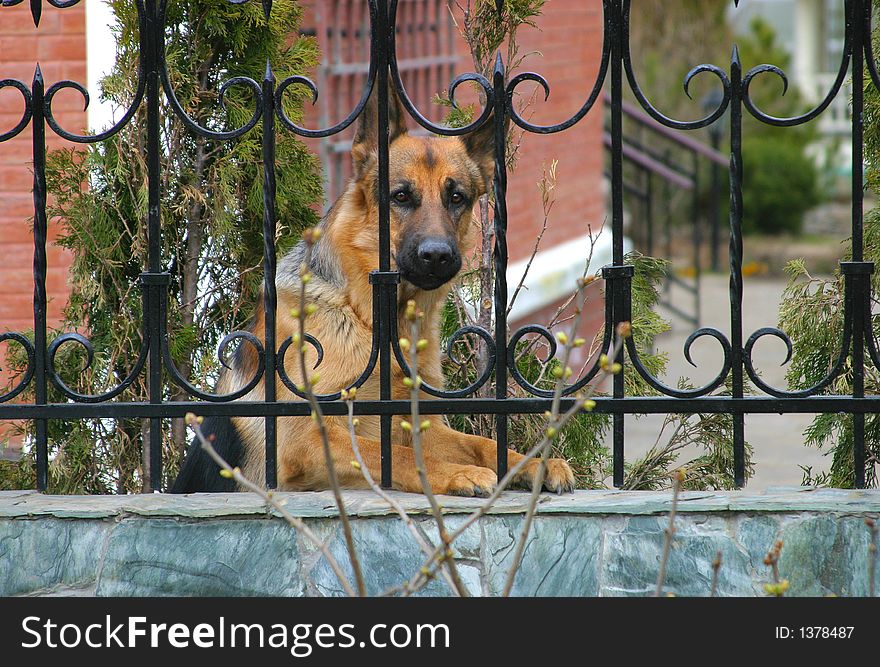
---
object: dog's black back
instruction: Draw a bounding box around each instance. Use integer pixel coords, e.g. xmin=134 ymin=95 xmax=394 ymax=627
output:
xmin=169 ymin=416 xmax=243 ymax=493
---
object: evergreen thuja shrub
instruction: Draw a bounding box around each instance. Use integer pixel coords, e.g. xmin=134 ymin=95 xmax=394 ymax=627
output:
xmin=1 ymin=0 xmax=322 ymax=493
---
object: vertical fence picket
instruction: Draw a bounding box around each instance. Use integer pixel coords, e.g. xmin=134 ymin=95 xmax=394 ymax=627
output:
xmin=492 ymin=54 xmax=509 ymax=477
xmin=263 ymin=60 xmax=279 ymax=490
xmin=728 ymin=45 xmax=746 ymax=489
xmin=609 ymin=0 xmax=627 ymax=487
xmin=31 ymin=64 xmax=48 ymax=492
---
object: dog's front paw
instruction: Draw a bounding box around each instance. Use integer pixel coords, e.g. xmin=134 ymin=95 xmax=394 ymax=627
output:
xmin=516 ymin=458 xmax=575 ymax=494
xmin=442 ymin=465 xmax=497 ymax=498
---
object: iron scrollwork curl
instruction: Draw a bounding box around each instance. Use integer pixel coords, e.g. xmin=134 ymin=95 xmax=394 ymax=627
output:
xmin=622 ymin=0 xmax=731 ymax=132
xmin=1 ymin=0 xmax=82 ymax=29
xmin=741 ymin=0 xmax=855 ymax=127
xmin=43 ymin=0 xmax=148 ymax=143
xmin=46 ymin=332 xmax=150 ymax=403
xmin=162 ymin=330 xmax=266 ymax=402
xmin=0 ymin=78 xmax=33 ymax=142
xmin=625 ymin=327 xmax=733 ymax=399
xmin=743 ymin=321 xmax=852 ymax=398
xmin=506 ymin=320 xmax=613 ymax=399
xmin=388 ymin=0 xmax=494 ymax=137
xmin=389 ymin=319 xmax=496 ymax=399
xmin=0 ymin=333 xmax=36 ymax=403
xmin=276 ymin=284 xmax=383 ymax=401
xmin=275 ymin=0 xmax=378 ymax=138
xmin=741 ymin=22 xmax=852 ymax=127
xmin=505 ymin=1 xmax=611 ymax=134
xmin=157 ymin=0 xmax=263 ymax=141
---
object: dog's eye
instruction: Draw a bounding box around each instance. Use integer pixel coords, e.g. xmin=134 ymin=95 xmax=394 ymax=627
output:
xmin=393 ymin=191 xmax=411 ymax=204
xmin=450 ymin=192 xmax=464 ymax=205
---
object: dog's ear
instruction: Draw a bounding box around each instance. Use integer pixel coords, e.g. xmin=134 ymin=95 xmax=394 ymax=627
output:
xmin=461 ymin=112 xmax=502 ymax=196
xmin=352 ymin=78 xmax=408 ymax=176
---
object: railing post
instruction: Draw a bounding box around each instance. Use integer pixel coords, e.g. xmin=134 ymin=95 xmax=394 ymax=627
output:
xmin=841 ymin=262 xmax=873 ymax=489
xmin=376 ymin=0 xmax=394 ymax=488
xmin=492 ymin=54 xmax=509 ymax=478
xmin=262 ymin=58 xmax=278 ymax=490
xmin=728 ymin=45 xmax=745 ymax=489
xmin=691 ymin=151 xmax=701 ymax=327
xmin=851 ymin=0 xmax=867 ymax=489
xmin=144 ymin=0 xmax=164 ymax=491
xmin=609 ymin=0 xmax=627 ymax=487
xmin=31 ymin=64 xmax=48 ymax=492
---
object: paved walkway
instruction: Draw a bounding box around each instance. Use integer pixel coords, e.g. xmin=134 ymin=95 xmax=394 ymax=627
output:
xmin=622 ymin=273 xmax=829 ymax=490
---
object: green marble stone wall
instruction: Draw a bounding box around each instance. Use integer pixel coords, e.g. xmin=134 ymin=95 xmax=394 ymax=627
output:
xmin=2 ymin=488 xmax=878 ymax=597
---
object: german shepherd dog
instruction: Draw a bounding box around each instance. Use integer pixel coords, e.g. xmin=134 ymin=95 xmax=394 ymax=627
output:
xmin=171 ymin=84 xmax=575 ymax=496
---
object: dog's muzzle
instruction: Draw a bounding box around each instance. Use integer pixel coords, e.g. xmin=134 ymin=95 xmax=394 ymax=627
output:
xmin=399 ymin=236 xmax=462 ymax=291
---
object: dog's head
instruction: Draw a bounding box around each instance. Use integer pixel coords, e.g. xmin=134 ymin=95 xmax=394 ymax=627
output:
xmin=350 ymin=82 xmax=496 ymax=291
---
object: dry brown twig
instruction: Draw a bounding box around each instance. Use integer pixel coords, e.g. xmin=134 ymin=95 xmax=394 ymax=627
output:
xmin=866 ymin=518 xmax=877 ymax=598
xmin=396 ymin=331 xmax=631 ymax=597
xmin=763 ymin=540 xmax=789 ymax=597
xmin=294 ymin=228 xmax=367 ymax=597
xmin=342 ymin=393 xmax=461 ymax=596
xmin=501 ymin=280 xmax=627 ymax=597
xmin=710 ymin=550 xmax=722 ymax=598
xmin=506 ymin=160 xmax=555 ymax=317
xmin=654 ymin=468 xmax=685 ymax=597
xmin=184 ymin=413 xmax=356 ymax=597
xmin=398 ymin=300 xmax=471 ymax=597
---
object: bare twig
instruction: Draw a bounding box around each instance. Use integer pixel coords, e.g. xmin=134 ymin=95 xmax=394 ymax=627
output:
xmin=502 ymin=279 xmax=625 ymax=597
xmin=867 ymin=518 xmax=877 ymax=598
xmin=507 ymin=160 xmax=555 ymax=317
xmin=655 ymin=468 xmax=685 ymax=597
xmin=763 ymin=540 xmax=788 ymax=597
xmin=397 ymin=325 xmax=629 ymax=598
xmin=184 ymin=413 xmax=356 ymax=597
xmin=398 ymin=379 xmax=609 ymax=596
xmin=400 ymin=301 xmax=470 ymax=598
xmin=342 ymin=394 xmax=460 ymax=595
xmin=295 ymin=229 xmax=367 ymax=597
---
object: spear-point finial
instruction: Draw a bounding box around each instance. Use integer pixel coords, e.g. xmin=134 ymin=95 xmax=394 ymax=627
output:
xmin=493 ymin=51 xmax=505 ymax=80
xmin=29 ymin=0 xmax=41 ymax=27
xmin=264 ymin=58 xmax=275 ymax=84
xmin=496 ymin=0 xmax=503 ymax=16
xmin=734 ymin=0 xmax=740 ymax=7
xmin=261 ymin=0 xmax=272 ymax=21
xmin=731 ymin=43 xmax=741 ymax=68
xmin=33 ymin=62 xmax=43 ymax=86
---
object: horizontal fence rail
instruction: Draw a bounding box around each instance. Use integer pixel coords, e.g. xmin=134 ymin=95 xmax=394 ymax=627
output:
xmin=0 ymin=0 xmax=877 ymax=491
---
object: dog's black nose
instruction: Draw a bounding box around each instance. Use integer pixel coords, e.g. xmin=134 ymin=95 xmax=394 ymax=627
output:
xmin=417 ymin=239 xmax=456 ymax=274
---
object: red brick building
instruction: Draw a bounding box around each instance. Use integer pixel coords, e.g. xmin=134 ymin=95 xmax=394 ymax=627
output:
xmin=0 ymin=1 xmax=606 ymax=400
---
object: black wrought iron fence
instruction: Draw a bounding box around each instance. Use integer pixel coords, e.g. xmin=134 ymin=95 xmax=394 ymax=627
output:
xmin=0 ymin=0 xmax=876 ymax=491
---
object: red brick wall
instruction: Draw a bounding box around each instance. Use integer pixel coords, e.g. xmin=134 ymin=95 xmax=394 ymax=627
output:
xmin=0 ymin=6 xmax=85 ymax=336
